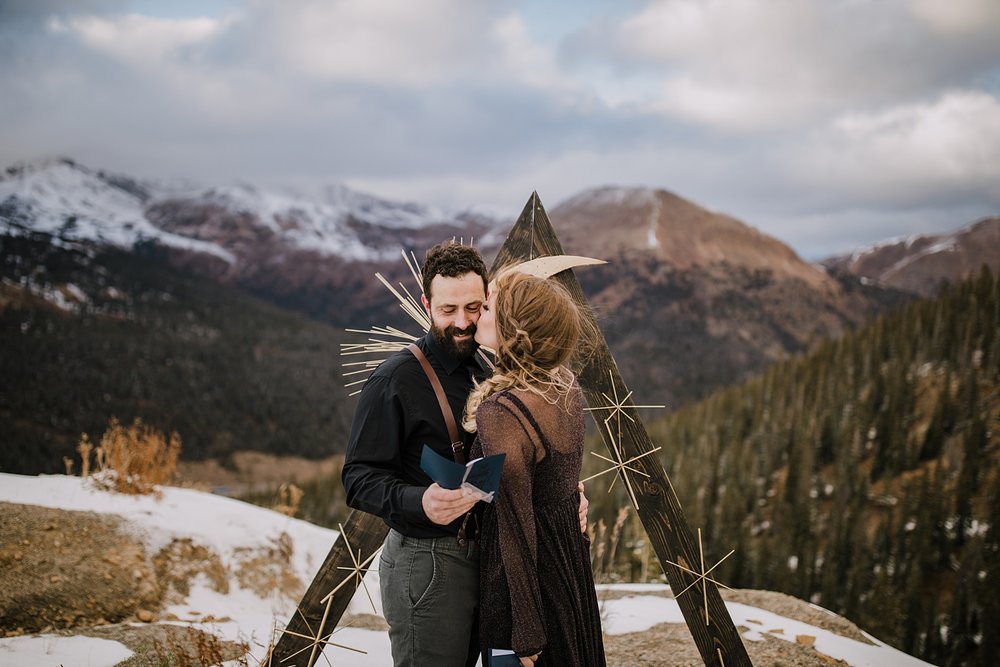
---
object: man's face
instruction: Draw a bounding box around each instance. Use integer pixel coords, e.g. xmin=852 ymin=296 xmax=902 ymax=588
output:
xmin=421 ymin=272 xmax=486 ymax=360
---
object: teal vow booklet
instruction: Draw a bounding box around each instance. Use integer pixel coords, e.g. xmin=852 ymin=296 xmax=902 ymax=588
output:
xmin=487 ymin=648 xmax=521 ymax=666
xmin=420 ymin=445 xmax=506 ymax=502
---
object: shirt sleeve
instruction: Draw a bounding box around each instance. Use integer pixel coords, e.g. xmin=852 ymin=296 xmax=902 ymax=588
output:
xmin=341 ymin=374 xmax=429 ymax=526
xmin=477 ymin=396 xmax=547 ymax=657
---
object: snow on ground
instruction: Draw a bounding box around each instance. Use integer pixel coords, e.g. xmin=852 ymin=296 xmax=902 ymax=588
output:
xmin=0 ymin=474 xmax=933 ymax=667
xmin=597 ymin=585 xmax=931 ymax=667
xmin=0 ymin=636 xmax=132 ymax=667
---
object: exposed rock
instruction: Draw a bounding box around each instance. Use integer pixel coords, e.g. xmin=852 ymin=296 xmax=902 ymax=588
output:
xmin=0 ymin=502 xmax=161 ymax=633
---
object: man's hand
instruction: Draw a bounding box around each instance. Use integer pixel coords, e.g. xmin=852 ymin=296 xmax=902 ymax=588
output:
xmin=519 ymin=654 xmax=539 ymax=666
xmin=578 ymin=482 xmax=589 ymax=533
xmin=422 ymin=483 xmax=478 ymax=525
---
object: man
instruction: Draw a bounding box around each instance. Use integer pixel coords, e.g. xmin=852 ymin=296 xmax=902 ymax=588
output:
xmin=343 ymin=241 xmax=488 ymax=666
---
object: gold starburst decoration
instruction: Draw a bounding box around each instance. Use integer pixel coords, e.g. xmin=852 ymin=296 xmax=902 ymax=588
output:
xmin=664 ymin=528 xmax=735 ymax=627
xmin=584 ymin=370 xmax=664 ymax=436
xmin=322 ymin=523 xmax=382 ymax=614
xmin=341 ymin=249 xmax=431 ymax=395
xmin=275 ymin=603 xmax=368 ymax=667
xmin=269 ymin=524 xmax=380 ymax=666
xmin=580 ymin=425 xmax=662 ymax=509
xmin=581 ymin=371 xmax=664 ymax=507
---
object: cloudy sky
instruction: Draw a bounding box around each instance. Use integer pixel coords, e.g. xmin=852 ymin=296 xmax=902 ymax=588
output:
xmin=2 ymin=0 xmax=999 ymax=258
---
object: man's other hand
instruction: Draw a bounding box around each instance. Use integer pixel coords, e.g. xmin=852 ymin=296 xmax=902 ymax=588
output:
xmin=422 ymin=483 xmax=478 ymax=525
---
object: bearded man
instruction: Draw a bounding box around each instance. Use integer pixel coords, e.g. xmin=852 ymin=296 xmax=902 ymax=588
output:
xmin=343 ymin=241 xmax=488 ymax=667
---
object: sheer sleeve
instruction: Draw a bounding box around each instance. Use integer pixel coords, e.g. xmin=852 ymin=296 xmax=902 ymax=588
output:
xmin=476 ymin=394 xmax=547 ymax=657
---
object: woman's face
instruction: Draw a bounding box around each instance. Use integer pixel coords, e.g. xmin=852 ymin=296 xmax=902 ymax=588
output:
xmin=474 ymin=289 xmax=498 ymax=352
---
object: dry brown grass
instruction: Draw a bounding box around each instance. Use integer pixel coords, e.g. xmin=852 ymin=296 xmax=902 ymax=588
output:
xmin=271 ymin=483 xmax=304 ymax=518
xmin=79 ymin=417 xmax=181 ymax=495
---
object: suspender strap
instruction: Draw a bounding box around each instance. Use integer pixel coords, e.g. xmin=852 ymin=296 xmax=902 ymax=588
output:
xmin=407 ymin=343 xmax=466 ymax=465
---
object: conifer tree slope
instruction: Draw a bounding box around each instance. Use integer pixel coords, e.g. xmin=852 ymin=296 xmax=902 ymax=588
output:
xmin=644 ymin=267 xmax=999 ymax=666
xmin=0 ymin=232 xmax=355 ymax=474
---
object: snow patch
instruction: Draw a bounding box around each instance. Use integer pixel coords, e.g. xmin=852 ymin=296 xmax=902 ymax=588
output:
xmin=0 ymin=635 xmax=132 ymax=667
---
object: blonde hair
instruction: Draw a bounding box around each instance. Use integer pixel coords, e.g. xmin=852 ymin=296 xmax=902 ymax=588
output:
xmin=463 ymin=271 xmax=583 ymax=431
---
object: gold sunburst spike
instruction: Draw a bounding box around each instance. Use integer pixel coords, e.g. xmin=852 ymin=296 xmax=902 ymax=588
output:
xmin=403 ymin=248 xmax=423 ymax=291
xmin=319 ymin=523 xmax=382 ymax=614
xmin=277 ymin=600 xmax=368 ymax=667
xmin=580 ymin=416 xmax=662 ymax=509
xmin=584 ymin=370 xmax=664 ymax=441
xmin=375 ymin=272 xmax=431 ymax=330
xmin=580 ymin=371 xmax=665 ymax=508
xmin=663 ymin=528 xmax=735 ymax=627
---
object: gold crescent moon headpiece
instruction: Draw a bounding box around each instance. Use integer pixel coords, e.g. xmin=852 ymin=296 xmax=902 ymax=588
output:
xmin=489 ymin=255 xmax=606 ymax=291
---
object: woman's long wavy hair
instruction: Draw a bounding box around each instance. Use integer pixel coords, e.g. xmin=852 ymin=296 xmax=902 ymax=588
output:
xmin=463 ymin=271 xmax=584 ymax=432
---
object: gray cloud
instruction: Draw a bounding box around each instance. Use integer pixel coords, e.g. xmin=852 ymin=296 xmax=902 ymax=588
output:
xmin=0 ymin=0 xmax=998 ymax=258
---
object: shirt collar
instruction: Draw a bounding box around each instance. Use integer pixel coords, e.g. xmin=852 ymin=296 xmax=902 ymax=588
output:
xmin=424 ymin=330 xmax=478 ymax=376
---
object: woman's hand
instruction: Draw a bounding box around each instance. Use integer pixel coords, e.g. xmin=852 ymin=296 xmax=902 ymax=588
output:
xmin=578 ymin=482 xmax=589 ymax=533
xmin=519 ymin=654 xmax=540 ymax=666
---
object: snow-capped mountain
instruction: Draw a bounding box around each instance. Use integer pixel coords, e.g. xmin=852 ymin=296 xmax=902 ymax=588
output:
xmin=0 ymin=158 xmax=503 ymax=266
xmin=0 ymin=159 xmax=236 ymax=263
xmin=1 ymin=158 xmax=505 ymax=329
xmin=821 ymin=217 xmax=1000 ymax=296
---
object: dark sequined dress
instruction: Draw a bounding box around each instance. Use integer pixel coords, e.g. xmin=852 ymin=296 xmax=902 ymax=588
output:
xmin=471 ymin=386 xmax=606 ymax=666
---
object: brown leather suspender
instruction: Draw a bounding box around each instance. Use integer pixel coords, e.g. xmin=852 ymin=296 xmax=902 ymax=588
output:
xmin=407 ymin=343 xmax=466 ymax=464
xmin=407 ymin=343 xmax=478 ymax=544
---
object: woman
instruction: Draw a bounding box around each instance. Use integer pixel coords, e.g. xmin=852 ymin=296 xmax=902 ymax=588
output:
xmin=463 ymin=271 xmax=605 ymax=666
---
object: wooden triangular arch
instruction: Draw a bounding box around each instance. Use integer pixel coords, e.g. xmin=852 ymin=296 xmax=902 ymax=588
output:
xmin=272 ymin=193 xmax=753 ymax=666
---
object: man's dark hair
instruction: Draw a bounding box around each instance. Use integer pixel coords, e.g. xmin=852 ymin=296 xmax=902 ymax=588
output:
xmin=421 ymin=242 xmax=489 ymax=300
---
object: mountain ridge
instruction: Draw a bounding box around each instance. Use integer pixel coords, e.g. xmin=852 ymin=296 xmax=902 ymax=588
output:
xmin=820 ymin=216 xmax=1000 ymax=296
xmin=1 ymin=157 xmax=919 ymax=414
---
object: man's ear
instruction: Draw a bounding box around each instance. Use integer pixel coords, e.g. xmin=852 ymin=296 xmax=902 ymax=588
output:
xmin=421 ymin=294 xmax=430 ymax=312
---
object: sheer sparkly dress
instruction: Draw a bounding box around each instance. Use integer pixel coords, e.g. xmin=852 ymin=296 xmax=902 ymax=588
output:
xmin=471 ymin=385 xmax=606 ymax=666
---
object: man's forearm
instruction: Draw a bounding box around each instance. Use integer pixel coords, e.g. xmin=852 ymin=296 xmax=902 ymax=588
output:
xmin=342 ymin=463 xmax=428 ymax=525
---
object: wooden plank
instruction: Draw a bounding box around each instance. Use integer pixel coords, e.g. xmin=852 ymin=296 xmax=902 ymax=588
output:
xmin=275 ymin=191 xmax=752 ymax=666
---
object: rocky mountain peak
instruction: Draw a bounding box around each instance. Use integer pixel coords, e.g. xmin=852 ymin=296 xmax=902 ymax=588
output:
xmin=551 ymin=185 xmax=832 ymax=291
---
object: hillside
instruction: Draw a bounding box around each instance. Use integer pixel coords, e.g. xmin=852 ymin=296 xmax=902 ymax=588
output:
xmin=601 ymin=267 xmax=1000 ymax=666
xmin=549 ymin=186 xmax=910 ymax=406
xmin=0 ymin=231 xmax=355 ymax=474
xmin=0 ymin=473 xmax=934 ymax=667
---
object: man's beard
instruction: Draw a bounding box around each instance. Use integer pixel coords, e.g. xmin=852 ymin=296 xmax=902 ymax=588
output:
xmin=431 ymin=322 xmax=478 ymax=360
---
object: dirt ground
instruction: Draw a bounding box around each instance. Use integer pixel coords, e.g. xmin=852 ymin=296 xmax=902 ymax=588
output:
xmin=599 ymin=587 xmax=867 ymax=666
xmin=0 ymin=502 xmax=270 ymax=665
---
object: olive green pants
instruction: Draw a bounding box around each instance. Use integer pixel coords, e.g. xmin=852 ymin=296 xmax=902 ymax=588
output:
xmin=379 ymin=528 xmax=481 ymax=667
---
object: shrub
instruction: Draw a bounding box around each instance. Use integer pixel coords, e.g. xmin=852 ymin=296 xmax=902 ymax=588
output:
xmin=81 ymin=417 xmax=181 ymax=495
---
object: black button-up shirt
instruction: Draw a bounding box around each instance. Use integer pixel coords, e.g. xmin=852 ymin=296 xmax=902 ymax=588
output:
xmin=342 ymin=332 xmax=487 ymax=538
